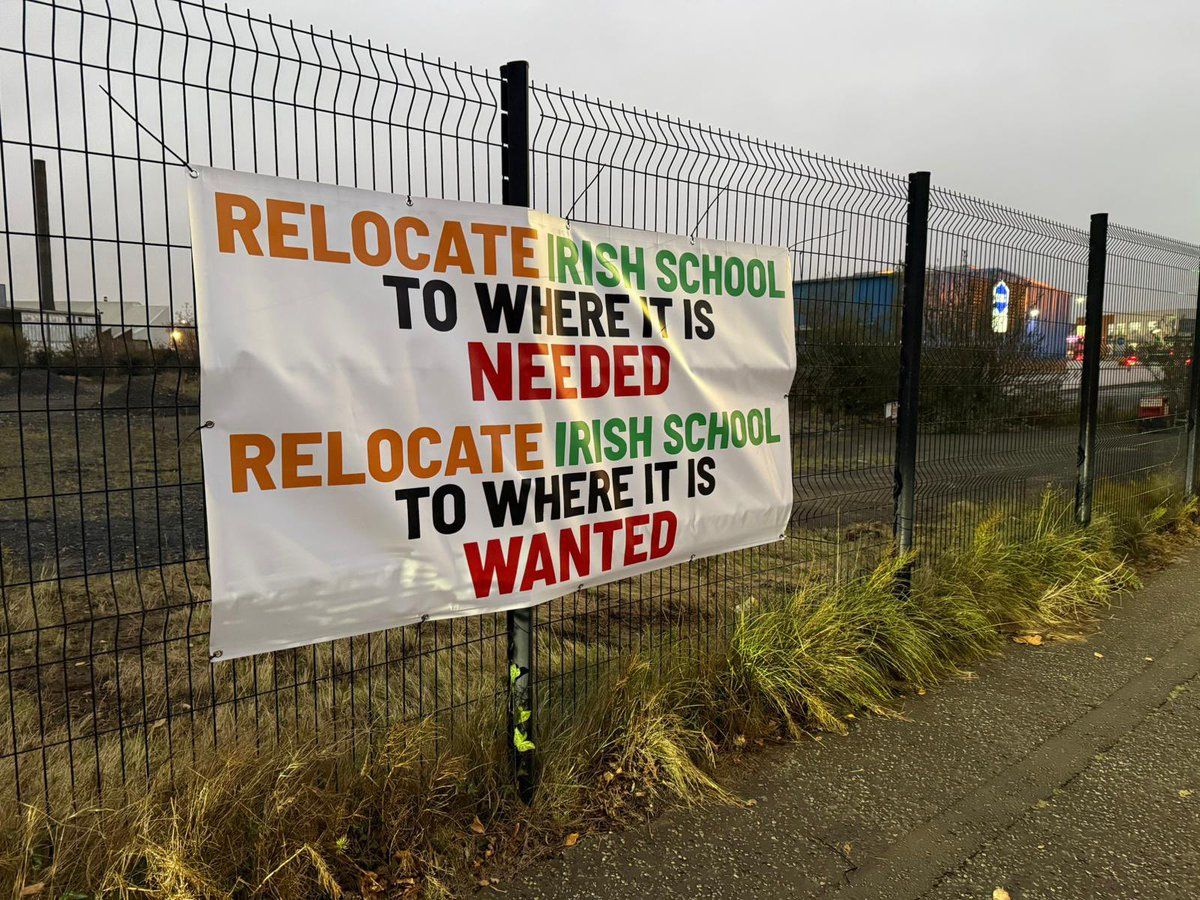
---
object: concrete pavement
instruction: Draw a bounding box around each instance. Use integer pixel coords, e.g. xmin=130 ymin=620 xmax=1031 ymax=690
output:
xmin=510 ymin=546 xmax=1200 ymax=900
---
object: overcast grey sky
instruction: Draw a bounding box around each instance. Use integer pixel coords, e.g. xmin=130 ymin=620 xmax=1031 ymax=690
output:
xmin=241 ymin=0 xmax=1199 ymax=240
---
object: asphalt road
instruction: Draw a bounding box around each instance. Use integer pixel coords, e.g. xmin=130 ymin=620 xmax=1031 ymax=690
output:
xmin=509 ymin=546 xmax=1200 ymax=900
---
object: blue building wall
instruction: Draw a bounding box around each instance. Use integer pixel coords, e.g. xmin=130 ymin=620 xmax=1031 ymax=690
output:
xmin=792 ymin=272 xmax=899 ymax=331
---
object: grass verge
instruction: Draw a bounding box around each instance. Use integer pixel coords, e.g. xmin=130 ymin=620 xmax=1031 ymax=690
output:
xmin=3 ymin=479 xmax=1197 ymax=897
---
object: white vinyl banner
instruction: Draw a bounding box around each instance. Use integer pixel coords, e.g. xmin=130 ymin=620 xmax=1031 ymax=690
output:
xmin=189 ymin=168 xmax=795 ymax=660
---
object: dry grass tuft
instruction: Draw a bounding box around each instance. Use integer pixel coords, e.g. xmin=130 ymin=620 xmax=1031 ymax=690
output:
xmin=5 ymin=720 xmax=500 ymax=898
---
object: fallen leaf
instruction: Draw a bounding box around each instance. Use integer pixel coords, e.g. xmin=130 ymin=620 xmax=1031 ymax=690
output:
xmin=1093 ymin=652 xmax=1104 ymax=658
xmin=1012 ymin=633 xmax=1043 ymax=646
xmin=993 ymin=889 xmax=1012 ymax=900
xmin=1180 ymin=789 xmax=1194 ymax=799
xmin=744 ymin=798 xmax=758 ymax=808
xmin=917 ymin=687 xmax=927 ymax=696
xmin=1144 ymin=656 xmax=1154 ymax=662
xmin=19 ymin=884 xmax=45 ymax=898
xmin=564 ymin=832 xmax=580 ymax=847
xmin=845 ymin=713 xmax=856 ymax=720
xmin=602 ymin=771 xmax=615 ymax=783
xmin=469 ymin=816 xmax=486 ymax=835
xmin=734 ymin=734 xmax=747 ymax=747
xmin=842 ymin=842 xmax=853 ymax=856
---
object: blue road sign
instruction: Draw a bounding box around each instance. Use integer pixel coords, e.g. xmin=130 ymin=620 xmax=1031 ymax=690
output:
xmin=993 ymin=281 xmax=1010 ymax=313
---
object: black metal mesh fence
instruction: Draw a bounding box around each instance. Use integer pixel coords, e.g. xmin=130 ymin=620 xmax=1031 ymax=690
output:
xmin=526 ymin=85 xmax=910 ymax=709
xmin=1 ymin=0 xmax=1197 ymax=813
xmin=1094 ymin=225 xmax=1199 ymax=519
xmin=0 ymin=0 xmax=505 ymax=810
xmin=917 ymin=189 xmax=1091 ymax=555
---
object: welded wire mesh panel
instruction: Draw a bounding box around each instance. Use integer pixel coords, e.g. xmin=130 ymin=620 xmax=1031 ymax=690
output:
xmin=1094 ymin=226 xmax=1200 ymax=517
xmin=0 ymin=0 xmax=500 ymax=810
xmin=527 ymin=85 xmax=908 ymax=703
xmin=920 ymin=189 xmax=1090 ymax=555
xmin=2 ymin=0 xmax=1198 ymax=823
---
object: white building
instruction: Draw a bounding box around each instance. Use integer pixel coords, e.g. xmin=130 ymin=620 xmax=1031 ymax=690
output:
xmin=1105 ymin=308 xmax=1195 ymax=345
xmin=8 ymin=298 xmax=177 ymax=350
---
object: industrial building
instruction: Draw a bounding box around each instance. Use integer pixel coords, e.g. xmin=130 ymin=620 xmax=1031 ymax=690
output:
xmin=0 ymin=285 xmax=178 ymax=355
xmin=793 ymin=266 xmax=1076 ymax=358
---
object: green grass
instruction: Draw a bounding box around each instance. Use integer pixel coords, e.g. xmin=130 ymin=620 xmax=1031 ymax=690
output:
xmin=1 ymin=477 xmax=1197 ymax=897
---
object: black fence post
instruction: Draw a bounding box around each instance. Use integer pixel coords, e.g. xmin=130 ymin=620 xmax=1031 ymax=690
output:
xmin=499 ymin=58 xmax=537 ymax=804
xmin=1075 ymin=213 xmax=1108 ymax=526
xmin=1185 ymin=263 xmax=1200 ymax=497
xmin=894 ymin=171 xmax=931 ymax=588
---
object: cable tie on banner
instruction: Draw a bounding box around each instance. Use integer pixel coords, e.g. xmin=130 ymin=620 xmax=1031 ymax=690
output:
xmin=98 ymin=84 xmax=199 ymax=179
xmin=176 ymin=420 xmax=214 ymax=451
xmin=406 ymin=195 xmax=413 ymax=207
xmin=688 ymin=187 xmax=728 ymax=244
xmin=788 ymin=228 xmax=847 ymax=251
xmin=564 ymin=164 xmax=606 ymax=226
